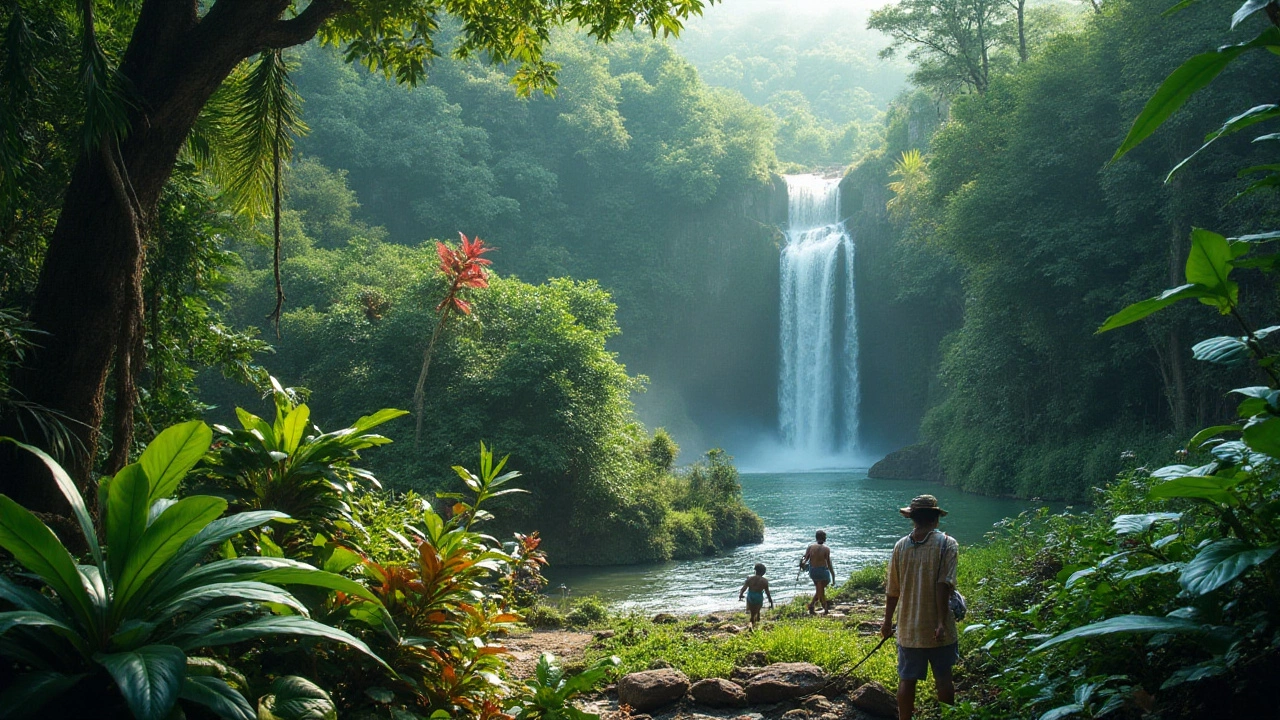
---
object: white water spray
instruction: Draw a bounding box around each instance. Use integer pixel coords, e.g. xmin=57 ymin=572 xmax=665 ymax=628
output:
xmin=778 ymin=175 xmax=860 ymax=460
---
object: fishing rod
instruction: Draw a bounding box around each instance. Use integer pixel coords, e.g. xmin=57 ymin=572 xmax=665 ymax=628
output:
xmin=803 ymin=625 xmax=896 ymax=700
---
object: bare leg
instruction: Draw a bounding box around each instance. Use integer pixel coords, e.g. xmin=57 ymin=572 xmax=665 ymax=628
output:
xmin=815 ymin=581 xmax=828 ymax=612
xmin=897 ymin=678 xmax=917 ymax=720
xmin=935 ymin=667 xmax=955 ymax=705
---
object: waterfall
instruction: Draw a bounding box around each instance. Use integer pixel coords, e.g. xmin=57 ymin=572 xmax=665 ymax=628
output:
xmin=778 ymin=174 xmax=860 ymax=458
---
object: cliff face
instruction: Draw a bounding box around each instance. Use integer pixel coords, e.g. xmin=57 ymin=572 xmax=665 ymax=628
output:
xmin=622 ymin=176 xmax=787 ymax=454
xmin=842 ymin=96 xmax=959 ymax=457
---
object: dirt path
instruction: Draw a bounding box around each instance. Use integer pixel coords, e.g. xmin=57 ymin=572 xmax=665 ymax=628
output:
xmin=505 ymin=629 xmax=596 ymax=679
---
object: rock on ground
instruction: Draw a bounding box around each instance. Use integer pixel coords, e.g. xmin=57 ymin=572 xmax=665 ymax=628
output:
xmin=849 ymin=681 xmax=898 ymax=718
xmin=617 ymin=668 xmax=691 ymax=712
xmin=744 ymin=662 xmax=828 ymax=704
xmin=689 ymin=678 xmax=748 ymax=708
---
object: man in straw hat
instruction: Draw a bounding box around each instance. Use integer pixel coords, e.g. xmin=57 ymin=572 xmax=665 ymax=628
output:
xmin=879 ymin=494 xmax=959 ymax=720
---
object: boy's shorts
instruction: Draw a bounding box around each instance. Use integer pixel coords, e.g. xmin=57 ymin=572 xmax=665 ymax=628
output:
xmin=897 ymin=642 xmax=958 ymax=680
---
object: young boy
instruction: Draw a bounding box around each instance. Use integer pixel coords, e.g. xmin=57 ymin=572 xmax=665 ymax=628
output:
xmin=738 ymin=563 xmax=774 ymax=628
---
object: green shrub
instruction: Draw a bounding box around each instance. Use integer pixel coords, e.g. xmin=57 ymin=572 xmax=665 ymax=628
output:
xmin=522 ymin=603 xmax=566 ymax=629
xmin=565 ymin=596 xmax=610 ymax=628
xmin=0 ymin=424 xmax=384 ymax=720
xmin=836 ymin=561 xmax=886 ymax=599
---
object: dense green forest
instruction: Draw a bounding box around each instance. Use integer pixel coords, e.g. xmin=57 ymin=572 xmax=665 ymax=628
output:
xmin=852 ymin=0 xmax=1280 ymax=497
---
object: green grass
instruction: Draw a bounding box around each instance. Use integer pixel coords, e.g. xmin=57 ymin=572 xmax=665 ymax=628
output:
xmin=584 ymin=610 xmax=905 ymax=695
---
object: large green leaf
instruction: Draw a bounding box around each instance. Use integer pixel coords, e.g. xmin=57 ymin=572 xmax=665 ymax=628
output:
xmin=1187 ymin=424 xmax=1240 ymax=450
xmin=141 ymin=421 xmax=213 ymax=503
xmin=107 ymin=464 xmax=152 ymax=583
xmin=1185 ymin=229 xmax=1244 ymax=310
xmin=116 ymin=497 xmax=228 ymax=614
xmin=1112 ymin=28 xmax=1280 ymax=160
xmin=0 ymin=573 xmax=67 ymax=619
xmin=1032 ymin=615 xmax=1207 ymax=652
xmin=280 ymin=405 xmax=311 ymax=456
xmin=2 ymin=438 xmax=103 ymax=570
xmin=1233 ymin=0 xmax=1276 ymax=27
xmin=249 ymin=566 xmax=380 ymax=603
xmin=1180 ymin=538 xmax=1279 ymax=595
xmin=0 ymin=495 xmax=96 ymax=629
xmin=179 ymin=675 xmax=255 ymax=720
xmin=1243 ymin=416 xmax=1280 ymax=455
xmin=258 ymin=676 xmax=336 ymax=720
xmin=0 ymin=671 xmax=85 ymax=719
xmin=235 ymin=407 xmax=274 ymax=446
xmin=183 ymin=615 xmax=388 ymax=669
xmin=1111 ymin=513 xmax=1181 ymax=535
xmin=0 ymin=609 xmax=75 ymax=637
xmin=153 ymin=581 xmax=309 ymax=622
xmin=1167 ymin=104 xmax=1280 ymax=180
xmin=142 ymin=511 xmax=289 ymax=604
xmin=1097 ymin=283 xmax=1215 ymax=332
xmin=95 ymin=645 xmax=186 ymax=720
xmin=1191 ymin=336 xmax=1251 ymax=366
xmin=1148 ymin=475 xmax=1243 ymax=503
xmin=350 ymin=408 xmax=409 ymax=434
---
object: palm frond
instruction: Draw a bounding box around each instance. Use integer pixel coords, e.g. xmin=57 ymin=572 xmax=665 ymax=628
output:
xmin=76 ymin=0 xmax=132 ymax=151
xmin=215 ymin=50 xmax=307 ymax=217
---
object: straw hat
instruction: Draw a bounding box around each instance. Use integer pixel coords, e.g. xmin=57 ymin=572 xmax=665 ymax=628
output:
xmin=899 ymin=494 xmax=948 ymax=518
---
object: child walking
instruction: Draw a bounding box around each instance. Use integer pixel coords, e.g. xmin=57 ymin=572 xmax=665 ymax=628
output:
xmin=738 ymin=563 xmax=774 ymax=629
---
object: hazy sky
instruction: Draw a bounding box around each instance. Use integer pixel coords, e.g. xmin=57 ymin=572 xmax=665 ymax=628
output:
xmin=700 ymin=0 xmax=889 ymax=18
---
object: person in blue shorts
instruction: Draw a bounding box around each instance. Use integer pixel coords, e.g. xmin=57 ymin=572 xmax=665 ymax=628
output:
xmin=738 ymin=563 xmax=773 ymax=628
xmin=881 ymin=495 xmax=959 ymax=720
xmin=802 ymin=530 xmax=835 ymax=615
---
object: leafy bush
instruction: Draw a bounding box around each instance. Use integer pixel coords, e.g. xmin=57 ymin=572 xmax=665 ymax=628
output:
xmin=511 ymin=652 xmax=619 ymax=720
xmin=0 ymin=423 xmax=384 ymax=720
xmin=564 ymin=597 xmax=610 ymax=628
xmin=522 ymin=603 xmax=566 ymax=629
xmin=836 ymin=561 xmax=887 ymax=600
xmin=197 ymin=377 xmax=406 ymax=541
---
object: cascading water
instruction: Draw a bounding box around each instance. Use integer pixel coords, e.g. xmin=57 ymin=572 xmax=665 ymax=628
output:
xmin=778 ymin=174 xmax=860 ymax=459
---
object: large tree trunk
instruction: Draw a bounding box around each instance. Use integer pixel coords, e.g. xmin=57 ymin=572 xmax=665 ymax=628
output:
xmin=0 ymin=0 xmax=340 ymax=512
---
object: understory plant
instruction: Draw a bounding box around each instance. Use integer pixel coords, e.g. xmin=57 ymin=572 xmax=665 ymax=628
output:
xmin=0 ymin=421 xmax=386 ymax=720
xmin=511 ymin=653 xmax=619 ymax=720
xmin=197 ymin=377 xmax=406 ymax=542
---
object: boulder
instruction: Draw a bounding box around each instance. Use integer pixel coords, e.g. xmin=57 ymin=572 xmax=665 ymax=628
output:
xmin=744 ymin=662 xmax=827 ymax=703
xmin=617 ymin=669 xmax=690 ymax=712
xmin=730 ymin=666 xmax=765 ymax=684
xmin=849 ymin=681 xmax=898 ymax=718
xmin=652 ymin=613 xmax=678 ymax=624
xmin=594 ymin=629 xmax=616 ymax=640
xmin=866 ymin=443 xmax=946 ymax=483
xmin=689 ymin=678 xmax=748 ymax=708
xmin=802 ymin=695 xmax=835 ymax=714
xmin=781 ymin=711 xmax=810 ymax=720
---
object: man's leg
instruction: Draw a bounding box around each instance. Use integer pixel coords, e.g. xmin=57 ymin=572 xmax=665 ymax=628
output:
xmin=896 ymin=678 xmax=917 ymax=720
xmin=934 ymin=667 xmax=955 ymax=705
xmin=815 ymin=580 xmax=828 ymax=611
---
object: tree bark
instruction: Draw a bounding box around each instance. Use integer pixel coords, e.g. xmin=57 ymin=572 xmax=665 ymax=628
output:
xmin=0 ymin=0 xmax=346 ymax=511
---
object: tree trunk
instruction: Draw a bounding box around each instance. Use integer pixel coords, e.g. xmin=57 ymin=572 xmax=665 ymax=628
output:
xmin=0 ymin=0 xmax=342 ymax=511
xmin=1017 ymin=0 xmax=1027 ymax=63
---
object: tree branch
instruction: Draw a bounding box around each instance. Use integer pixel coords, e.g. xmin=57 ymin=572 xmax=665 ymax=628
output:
xmin=258 ymin=0 xmax=353 ymax=49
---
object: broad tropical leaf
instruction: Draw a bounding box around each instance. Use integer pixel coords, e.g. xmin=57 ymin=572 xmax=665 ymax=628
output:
xmin=1032 ymin=615 xmax=1208 ymax=652
xmin=1191 ymin=336 xmax=1250 ymax=366
xmin=1111 ymin=513 xmax=1181 ymax=535
xmin=1097 ymin=284 xmax=1215 ymax=332
xmin=1148 ymin=475 xmax=1243 ymax=504
xmin=95 ymin=645 xmax=187 ymax=720
xmin=1112 ymin=28 xmax=1280 ymax=160
xmin=0 ymin=495 xmax=95 ymax=628
xmin=178 ymin=675 xmax=255 ymax=720
xmin=115 ymin=497 xmax=228 ymax=613
xmin=183 ymin=615 xmax=389 ymax=669
xmin=107 ymin=464 xmax=152 ymax=582
xmin=1243 ymin=416 xmax=1280 ymax=455
xmin=1180 ymin=538 xmax=1279 ymax=595
xmin=258 ymin=676 xmax=336 ymax=720
xmin=140 ymin=421 xmax=213 ymax=502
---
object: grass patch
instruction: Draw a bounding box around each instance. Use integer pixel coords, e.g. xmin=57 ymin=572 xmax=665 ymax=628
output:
xmin=584 ymin=611 xmax=907 ymax=696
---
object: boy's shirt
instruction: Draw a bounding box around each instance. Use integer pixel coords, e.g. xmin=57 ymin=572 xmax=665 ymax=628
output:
xmin=886 ymin=531 xmax=958 ymax=648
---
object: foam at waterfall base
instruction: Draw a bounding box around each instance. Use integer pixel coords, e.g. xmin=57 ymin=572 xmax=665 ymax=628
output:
xmin=731 ymin=433 xmax=874 ymax=473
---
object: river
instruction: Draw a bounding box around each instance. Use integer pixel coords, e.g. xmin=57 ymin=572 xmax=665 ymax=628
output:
xmin=544 ymin=470 xmax=1049 ymax=614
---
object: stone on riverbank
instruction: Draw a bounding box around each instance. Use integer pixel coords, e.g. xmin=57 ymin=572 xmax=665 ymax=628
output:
xmin=744 ymin=662 xmax=827 ymax=703
xmin=730 ymin=666 xmax=765 ymax=684
xmin=689 ymin=678 xmax=748 ymax=708
xmin=617 ymin=669 xmax=690 ymax=712
xmin=849 ymin=681 xmax=898 ymax=718
xmin=652 ymin=613 xmax=678 ymax=624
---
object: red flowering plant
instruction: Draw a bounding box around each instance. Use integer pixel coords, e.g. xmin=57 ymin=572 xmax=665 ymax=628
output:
xmin=414 ymin=233 xmax=494 ymax=445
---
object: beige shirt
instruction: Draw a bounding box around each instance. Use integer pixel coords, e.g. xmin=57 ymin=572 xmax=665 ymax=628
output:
xmin=886 ymin=530 xmax=959 ymax=648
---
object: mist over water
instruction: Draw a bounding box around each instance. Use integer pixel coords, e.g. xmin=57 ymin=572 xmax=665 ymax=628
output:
xmin=777 ymin=175 xmax=860 ymax=469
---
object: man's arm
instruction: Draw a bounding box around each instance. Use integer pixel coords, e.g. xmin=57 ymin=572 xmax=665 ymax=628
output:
xmin=766 ymin=586 xmax=774 ymax=607
xmin=739 ymin=580 xmax=748 ymax=599
xmin=881 ymin=595 xmax=898 ymax=639
xmin=935 ymin=581 xmax=953 ymax=641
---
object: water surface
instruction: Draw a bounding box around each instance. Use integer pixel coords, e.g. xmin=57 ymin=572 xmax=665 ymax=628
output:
xmin=545 ymin=471 xmax=1048 ymax=614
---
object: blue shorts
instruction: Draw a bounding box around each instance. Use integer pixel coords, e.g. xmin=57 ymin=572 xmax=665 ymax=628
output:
xmin=745 ymin=590 xmax=764 ymax=609
xmin=808 ymin=567 xmax=832 ymax=585
xmin=897 ymin=643 xmax=958 ymax=681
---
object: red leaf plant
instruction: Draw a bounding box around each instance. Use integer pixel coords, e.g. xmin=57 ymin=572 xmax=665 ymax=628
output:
xmin=414 ymin=233 xmax=494 ymax=445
